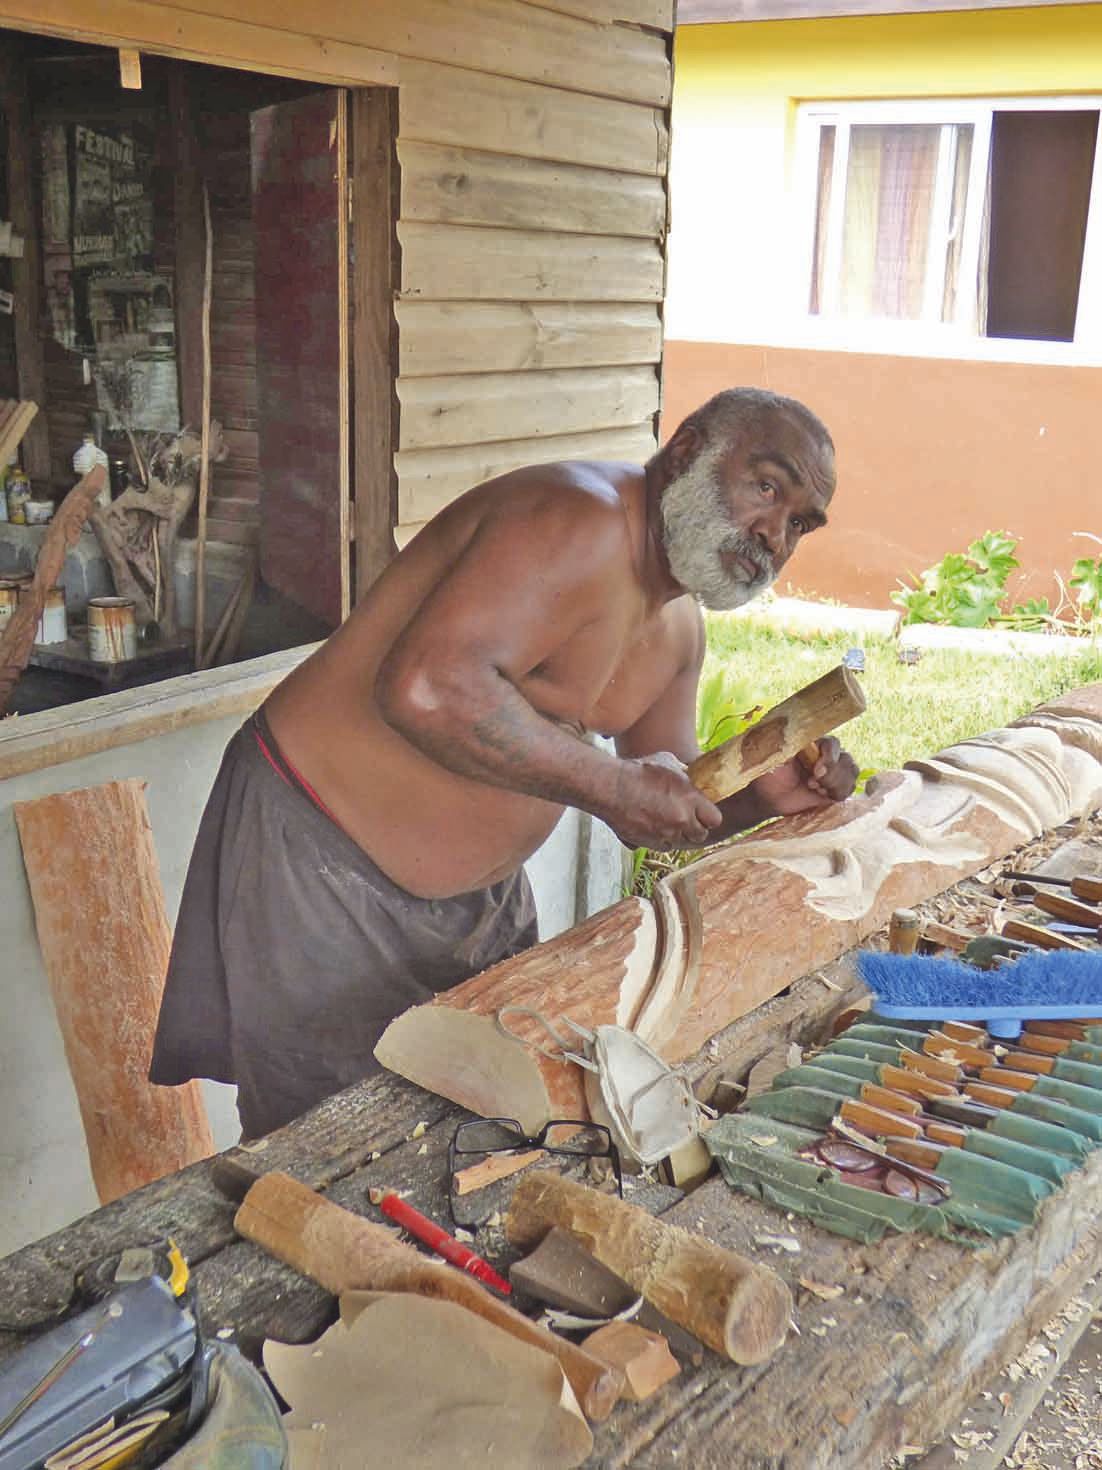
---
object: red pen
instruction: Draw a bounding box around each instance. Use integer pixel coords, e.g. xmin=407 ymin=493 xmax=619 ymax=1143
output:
xmin=369 ymin=1188 xmax=512 ymax=1294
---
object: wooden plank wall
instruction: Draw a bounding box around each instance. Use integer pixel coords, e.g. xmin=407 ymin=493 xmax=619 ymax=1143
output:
xmin=1 ymin=0 xmax=673 ymax=560
xmin=386 ymin=7 xmax=672 ymax=549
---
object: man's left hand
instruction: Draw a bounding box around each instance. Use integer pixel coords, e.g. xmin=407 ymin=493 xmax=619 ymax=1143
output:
xmin=751 ymin=736 xmax=859 ymax=817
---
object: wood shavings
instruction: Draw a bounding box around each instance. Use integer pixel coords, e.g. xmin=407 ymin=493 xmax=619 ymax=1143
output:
xmin=753 ymin=1233 xmax=801 ymax=1254
xmin=799 ymin=1279 xmax=845 ymax=1301
xmin=411 ymin=1121 xmax=427 ymax=1139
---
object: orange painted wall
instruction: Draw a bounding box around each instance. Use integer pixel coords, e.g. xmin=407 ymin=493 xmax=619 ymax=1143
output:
xmin=662 ymin=340 xmax=1102 ymax=611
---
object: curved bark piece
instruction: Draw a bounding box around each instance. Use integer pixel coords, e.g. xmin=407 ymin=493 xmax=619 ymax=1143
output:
xmin=0 ymin=465 xmax=106 ymax=715
xmin=505 ymin=1172 xmax=793 ymax=1365
xmin=376 ymin=682 xmax=1102 ymax=1130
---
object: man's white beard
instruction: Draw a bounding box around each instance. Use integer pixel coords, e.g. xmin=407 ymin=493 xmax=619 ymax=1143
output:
xmin=660 ymin=445 xmax=776 ymax=611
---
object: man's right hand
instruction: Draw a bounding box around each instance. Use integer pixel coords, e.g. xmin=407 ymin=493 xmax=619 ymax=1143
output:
xmin=601 ymin=752 xmax=724 ymax=851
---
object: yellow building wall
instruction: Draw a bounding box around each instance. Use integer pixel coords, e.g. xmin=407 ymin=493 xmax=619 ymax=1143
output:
xmin=666 ymin=6 xmax=1102 ymax=343
xmin=664 ymin=8 xmax=1102 ymax=610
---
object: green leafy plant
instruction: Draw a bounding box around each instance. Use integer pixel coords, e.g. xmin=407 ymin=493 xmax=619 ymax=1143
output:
xmin=1069 ymin=555 xmax=1102 ymax=624
xmin=891 ymin=531 xmax=1021 ymax=629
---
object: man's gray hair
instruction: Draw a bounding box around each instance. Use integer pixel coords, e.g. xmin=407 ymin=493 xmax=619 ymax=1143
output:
xmin=667 ymin=387 xmax=833 ymax=456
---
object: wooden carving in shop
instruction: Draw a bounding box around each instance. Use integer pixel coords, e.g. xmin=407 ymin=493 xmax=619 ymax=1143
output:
xmin=376 ymin=684 xmax=1102 ymax=1130
xmin=89 ymin=423 xmax=227 ymax=637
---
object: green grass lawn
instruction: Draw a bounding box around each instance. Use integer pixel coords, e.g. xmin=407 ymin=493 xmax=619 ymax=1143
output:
xmin=701 ymin=616 xmax=1102 ymax=777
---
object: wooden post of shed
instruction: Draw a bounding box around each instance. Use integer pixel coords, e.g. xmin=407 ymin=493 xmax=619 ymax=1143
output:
xmin=0 ymin=40 xmax=49 ymax=482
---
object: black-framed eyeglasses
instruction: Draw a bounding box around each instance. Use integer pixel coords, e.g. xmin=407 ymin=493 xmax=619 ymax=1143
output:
xmin=447 ymin=1117 xmax=623 ymax=1228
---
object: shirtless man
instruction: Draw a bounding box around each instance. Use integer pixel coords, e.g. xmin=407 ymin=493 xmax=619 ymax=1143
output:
xmin=151 ymin=387 xmax=857 ymax=1137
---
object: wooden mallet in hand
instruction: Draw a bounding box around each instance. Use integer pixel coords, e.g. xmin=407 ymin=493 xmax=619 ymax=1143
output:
xmin=687 ymin=663 xmax=866 ymax=804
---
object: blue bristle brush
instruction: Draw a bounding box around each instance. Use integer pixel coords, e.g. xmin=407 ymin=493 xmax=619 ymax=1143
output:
xmin=856 ymin=950 xmax=1102 ymax=1039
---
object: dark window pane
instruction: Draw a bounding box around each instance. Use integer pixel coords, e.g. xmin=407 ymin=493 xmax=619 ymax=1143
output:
xmin=986 ymin=110 xmax=1098 ymax=342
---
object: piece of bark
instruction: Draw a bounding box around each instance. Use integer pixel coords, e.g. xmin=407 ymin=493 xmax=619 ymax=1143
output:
xmin=12 ymin=777 xmax=213 ymax=1202
xmin=509 ymin=1225 xmax=638 ymax=1317
xmin=0 ymin=464 xmax=106 ymax=715
xmin=687 ymin=663 xmax=866 ymax=802
xmin=506 ymin=1172 xmax=793 ymax=1365
xmin=234 ymin=1171 xmax=623 ymax=1421
xmin=375 ymin=685 xmax=1102 ymax=1137
xmin=581 ymin=1321 xmax=680 ymax=1402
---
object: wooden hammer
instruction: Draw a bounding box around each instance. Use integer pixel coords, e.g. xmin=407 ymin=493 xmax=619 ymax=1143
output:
xmin=687 ymin=663 xmax=865 ymax=803
xmin=506 ymin=1172 xmax=793 ymax=1365
xmin=230 ymin=1169 xmax=623 ymax=1420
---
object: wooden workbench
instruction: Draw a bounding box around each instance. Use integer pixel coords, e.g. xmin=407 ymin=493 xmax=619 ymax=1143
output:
xmin=2 ymin=937 xmax=1101 ymax=1470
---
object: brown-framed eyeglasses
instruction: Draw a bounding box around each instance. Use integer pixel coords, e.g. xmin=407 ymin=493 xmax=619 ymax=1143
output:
xmin=448 ymin=1117 xmax=623 ymax=1228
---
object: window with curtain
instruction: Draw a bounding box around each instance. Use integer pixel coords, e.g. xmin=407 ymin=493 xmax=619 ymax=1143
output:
xmin=799 ymin=100 xmax=1101 ymax=347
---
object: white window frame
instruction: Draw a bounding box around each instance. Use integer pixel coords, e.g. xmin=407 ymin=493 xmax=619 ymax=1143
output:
xmin=792 ymin=96 xmax=1102 ymax=365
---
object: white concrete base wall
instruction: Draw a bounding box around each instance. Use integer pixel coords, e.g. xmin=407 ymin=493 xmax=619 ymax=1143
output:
xmin=0 ymin=717 xmax=625 ymax=1259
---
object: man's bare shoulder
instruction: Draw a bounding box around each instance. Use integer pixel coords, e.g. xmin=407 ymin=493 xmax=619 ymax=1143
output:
xmin=420 ymin=458 xmax=645 ymax=564
xmin=477 ymin=458 xmax=641 ymax=519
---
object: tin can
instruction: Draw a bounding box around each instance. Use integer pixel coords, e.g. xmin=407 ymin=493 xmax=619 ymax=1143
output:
xmin=29 ymin=585 xmax=67 ymax=645
xmin=6 ymin=472 xmax=31 ymax=525
xmin=0 ymin=580 xmax=18 ymax=629
xmin=88 ymin=596 xmax=137 ymax=663
xmin=24 ymin=499 xmax=54 ymax=525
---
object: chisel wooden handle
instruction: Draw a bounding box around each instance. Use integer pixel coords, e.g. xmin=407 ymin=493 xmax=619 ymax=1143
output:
xmin=886 ymin=1137 xmax=950 ymax=1171
xmin=880 ymin=1064 xmax=957 ymax=1101
xmin=235 ymin=1171 xmax=622 ymax=1420
xmin=900 ymin=1047 xmax=961 ymax=1083
xmin=861 ymin=1083 xmax=922 ymax=1116
xmin=506 ymin=1172 xmax=792 ymax=1366
xmin=1011 ymin=873 xmax=1102 ymax=904
xmin=1032 ymin=890 xmax=1102 ymax=930
xmin=839 ymin=1099 xmax=923 ymax=1139
xmin=687 ymin=664 xmax=865 ymax=802
xmin=1002 ymin=919 xmax=1089 ymax=952
xmin=924 ymin=1032 xmax=994 ymax=1069
xmin=965 ymin=1082 xmax=1019 ymax=1109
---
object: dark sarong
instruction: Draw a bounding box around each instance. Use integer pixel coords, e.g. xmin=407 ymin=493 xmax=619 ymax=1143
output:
xmin=150 ymin=708 xmax=538 ymax=1138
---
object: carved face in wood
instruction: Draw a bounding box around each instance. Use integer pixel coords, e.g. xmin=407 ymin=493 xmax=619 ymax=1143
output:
xmin=660 ymin=410 xmax=835 ymax=611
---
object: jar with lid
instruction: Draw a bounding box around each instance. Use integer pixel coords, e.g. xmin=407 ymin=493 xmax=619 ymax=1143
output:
xmin=6 ymin=471 xmax=31 ymax=525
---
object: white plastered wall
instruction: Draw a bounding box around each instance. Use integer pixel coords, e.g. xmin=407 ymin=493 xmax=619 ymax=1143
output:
xmin=0 ymin=704 xmax=625 ymax=1258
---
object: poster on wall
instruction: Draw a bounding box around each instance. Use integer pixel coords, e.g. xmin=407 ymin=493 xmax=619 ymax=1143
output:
xmin=39 ymin=117 xmax=178 ymax=431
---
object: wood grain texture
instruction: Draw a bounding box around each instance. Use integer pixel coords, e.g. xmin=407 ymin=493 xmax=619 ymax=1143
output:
xmin=397 ymin=301 xmax=662 ymax=379
xmin=13 ymin=779 xmax=214 ymax=1204
xmin=399 ymin=222 xmax=664 ymax=302
xmin=134 ymin=0 xmax=671 ymax=104
xmin=399 ymin=141 xmax=666 ymax=239
xmin=397 ymin=365 xmax=660 ymax=450
xmin=10 ymin=0 xmax=398 ymax=86
xmin=396 ymin=423 xmax=658 ymax=525
xmin=352 ymin=88 xmax=400 ymax=598
xmin=397 ymin=60 xmax=669 ymax=176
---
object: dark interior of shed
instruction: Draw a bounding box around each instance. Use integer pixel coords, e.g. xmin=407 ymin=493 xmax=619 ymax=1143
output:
xmin=0 ymin=31 xmax=346 ymax=714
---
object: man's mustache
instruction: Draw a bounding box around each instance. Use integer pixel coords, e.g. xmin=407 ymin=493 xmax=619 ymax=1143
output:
xmin=725 ymin=529 xmax=774 ymax=582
